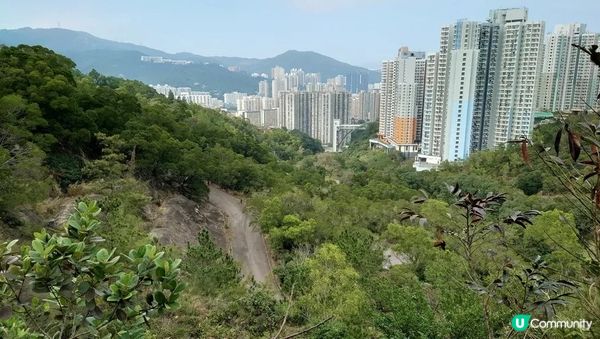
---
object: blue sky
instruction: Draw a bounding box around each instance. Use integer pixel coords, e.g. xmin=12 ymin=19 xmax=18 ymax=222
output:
xmin=1 ymin=0 xmax=599 ymax=69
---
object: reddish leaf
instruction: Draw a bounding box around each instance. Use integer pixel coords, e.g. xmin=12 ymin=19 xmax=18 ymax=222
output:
xmin=433 ymin=239 xmax=446 ymax=250
xmin=592 ymin=145 xmax=600 ymax=158
xmin=520 ymin=140 xmax=530 ymax=165
xmin=554 ymin=128 xmax=562 ymax=156
xmin=566 ymin=126 xmax=581 ymax=161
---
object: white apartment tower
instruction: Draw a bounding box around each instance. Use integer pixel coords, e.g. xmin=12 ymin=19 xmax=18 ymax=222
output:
xmin=378 ymin=47 xmax=426 ymax=144
xmin=538 ymin=23 xmax=600 ymax=112
xmin=278 ymin=91 xmax=351 ymax=146
xmin=421 ymin=21 xmax=483 ymax=160
xmin=488 ymin=8 xmax=544 ymax=146
xmin=421 ymin=53 xmax=442 ymax=157
xmin=379 ymin=59 xmax=398 ymax=139
xmin=258 ymin=80 xmax=270 ymax=97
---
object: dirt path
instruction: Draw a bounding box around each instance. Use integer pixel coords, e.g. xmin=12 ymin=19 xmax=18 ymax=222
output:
xmin=208 ymin=185 xmax=277 ymax=289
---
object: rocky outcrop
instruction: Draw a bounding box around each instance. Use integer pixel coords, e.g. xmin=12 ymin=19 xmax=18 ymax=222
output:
xmin=144 ymin=194 xmax=227 ymax=249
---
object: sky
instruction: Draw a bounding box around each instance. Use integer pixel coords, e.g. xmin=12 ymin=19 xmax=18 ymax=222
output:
xmin=1 ymin=0 xmax=599 ymax=69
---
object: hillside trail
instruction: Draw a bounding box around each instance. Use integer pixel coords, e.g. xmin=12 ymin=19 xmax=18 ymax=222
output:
xmin=208 ymin=185 xmax=279 ymax=292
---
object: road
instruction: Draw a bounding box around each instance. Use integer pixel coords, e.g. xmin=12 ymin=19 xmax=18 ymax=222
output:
xmin=208 ymin=185 xmax=276 ymax=288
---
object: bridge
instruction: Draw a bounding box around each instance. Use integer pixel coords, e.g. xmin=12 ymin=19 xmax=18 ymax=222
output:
xmin=332 ymin=119 xmax=366 ymax=152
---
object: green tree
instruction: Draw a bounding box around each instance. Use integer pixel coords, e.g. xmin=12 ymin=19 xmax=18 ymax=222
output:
xmin=84 ymin=133 xmax=128 ymax=179
xmin=269 ymin=215 xmax=316 ymax=251
xmin=0 ymin=201 xmax=184 ymax=338
xmin=516 ymin=170 xmax=544 ymax=195
xmin=184 ymin=231 xmax=240 ymax=295
xmin=299 ymin=243 xmax=367 ymax=323
xmin=522 ymin=210 xmax=584 ymax=275
xmin=0 ymin=94 xmax=51 ymax=213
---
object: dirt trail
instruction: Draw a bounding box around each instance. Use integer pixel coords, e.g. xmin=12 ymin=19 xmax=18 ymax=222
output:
xmin=208 ymin=185 xmax=277 ymax=289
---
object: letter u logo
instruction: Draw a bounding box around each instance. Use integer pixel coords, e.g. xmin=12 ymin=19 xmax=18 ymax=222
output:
xmin=512 ymin=314 xmax=531 ymax=332
xmin=515 ymin=318 xmax=525 ymax=328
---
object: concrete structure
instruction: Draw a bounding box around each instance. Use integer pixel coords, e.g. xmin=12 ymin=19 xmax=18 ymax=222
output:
xmin=413 ymin=154 xmax=442 ymax=171
xmin=369 ymin=138 xmax=420 ymax=158
xmin=333 ymin=120 xmax=365 ymax=152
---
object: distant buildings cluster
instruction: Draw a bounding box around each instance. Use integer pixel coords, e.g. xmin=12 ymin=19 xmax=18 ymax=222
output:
xmin=374 ymin=8 xmax=600 ymax=170
xmin=230 ymin=67 xmax=380 ymax=149
xmin=150 ymin=84 xmax=224 ymax=109
xmin=141 ymin=56 xmax=192 ymax=65
xmin=150 ymin=68 xmax=379 ymax=150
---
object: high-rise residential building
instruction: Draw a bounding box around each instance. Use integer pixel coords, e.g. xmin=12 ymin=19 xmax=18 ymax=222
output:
xmin=261 ymin=97 xmax=276 ymax=110
xmin=224 ymin=91 xmax=247 ymax=109
xmin=237 ymin=95 xmax=263 ymax=112
xmin=488 ymin=8 xmax=544 ymax=146
xmin=441 ymin=20 xmax=501 ymax=161
xmin=325 ymin=75 xmax=347 ymax=92
xmin=262 ymin=108 xmax=279 ymax=128
xmin=371 ymin=89 xmax=381 ymax=123
xmin=470 ymin=22 xmax=501 ymax=152
xmin=288 ymin=68 xmax=305 ymax=91
xmin=271 ymin=78 xmax=286 ymax=105
xmin=379 ymin=60 xmax=399 ymax=140
xmin=271 ymin=66 xmax=287 ymax=104
xmin=414 ymin=58 xmax=427 ymax=142
xmin=443 ymin=21 xmax=481 ymax=161
xmin=305 ymin=73 xmax=321 ymax=87
xmin=258 ymin=80 xmax=270 ymax=97
xmin=346 ymin=72 xmax=370 ymax=93
xmin=537 ymin=23 xmax=600 ymax=112
xmin=352 ymin=90 xmax=379 ymax=122
xmin=420 ymin=8 xmax=544 ymax=163
xmin=378 ymin=47 xmax=426 ymax=145
xmin=278 ymin=91 xmax=351 ymax=146
xmin=271 ymin=66 xmax=286 ymax=80
xmin=421 ymin=53 xmax=442 ymax=156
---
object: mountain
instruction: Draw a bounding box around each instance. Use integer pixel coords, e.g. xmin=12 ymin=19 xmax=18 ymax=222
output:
xmin=0 ymin=27 xmax=169 ymax=56
xmin=0 ymin=27 xmax=379 ymax=94
xmin=213 ymin=50 xmax=380 ymax=82
xmin=0 ymin=27 xmax=257 ymax=95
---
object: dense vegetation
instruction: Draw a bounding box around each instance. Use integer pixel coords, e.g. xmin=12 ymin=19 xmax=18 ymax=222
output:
xmin=1 ymin=44 xmax=600 ymax=338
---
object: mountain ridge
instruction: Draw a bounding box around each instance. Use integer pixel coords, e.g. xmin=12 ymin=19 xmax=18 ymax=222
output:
xmin=0 ymin=27 xmax=379 ymax=93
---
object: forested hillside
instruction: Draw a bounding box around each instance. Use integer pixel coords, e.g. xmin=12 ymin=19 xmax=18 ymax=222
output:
xmin=1 ymin=45 xmax=600 ymax=338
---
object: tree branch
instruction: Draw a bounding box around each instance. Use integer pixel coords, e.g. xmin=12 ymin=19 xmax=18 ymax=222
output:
xmin=273 ymin=282 xmax=295 ymax=339
xmin=282 ymin=315 xmax=334 ymax=339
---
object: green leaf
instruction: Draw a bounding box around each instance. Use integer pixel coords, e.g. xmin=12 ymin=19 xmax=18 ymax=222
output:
xmin=31 ymin=239 xmax=44 ymax=253
xmin=145 ymin=293 xmax=154 ymax=305
xmin=79 ymin=281 xmax=91 ymax=294
xmin=154 ymin=291 xmax=166 ymax=304
xmin=7 ymin=239 xmax=18 ymax=251
xmin=96 ymin=248 xmax=109 ymax=262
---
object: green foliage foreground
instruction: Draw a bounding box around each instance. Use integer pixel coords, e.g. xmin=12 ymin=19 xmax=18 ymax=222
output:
xmin=2 ymin=44 xmax=600 ymax=338
xmin=0 ymin=202 xmax=184 ymax=338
